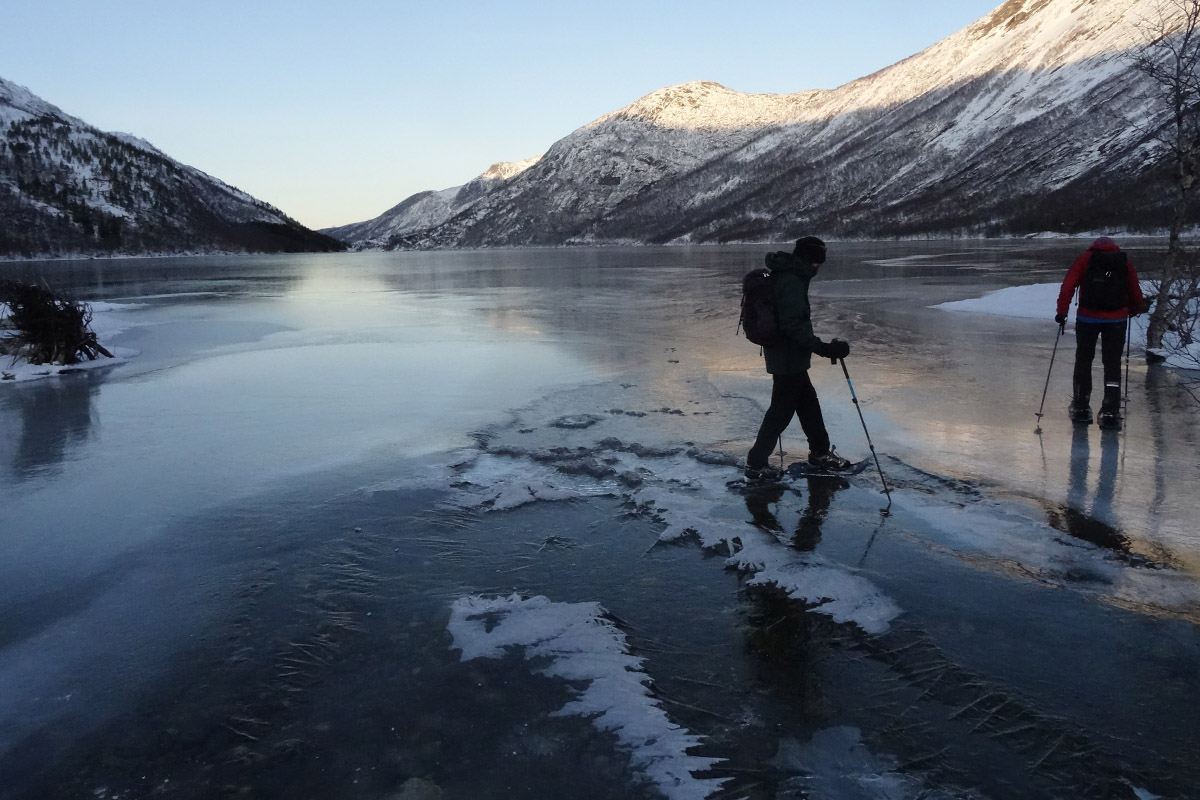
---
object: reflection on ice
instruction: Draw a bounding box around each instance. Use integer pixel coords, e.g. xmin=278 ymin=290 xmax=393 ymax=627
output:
xmin=771 ymin=727 xmax=953 ymax=800
xmin=890 ymin=479 xmax=1200 ymax=621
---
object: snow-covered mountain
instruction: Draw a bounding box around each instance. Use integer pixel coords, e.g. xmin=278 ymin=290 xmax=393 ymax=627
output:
xmin=0 ymin=77 xmax=343 ymax=258
xmin=333 ymin=0 xmax=1178 ymax=249
xmin=322 ymin=156 xmax=541 ymax=249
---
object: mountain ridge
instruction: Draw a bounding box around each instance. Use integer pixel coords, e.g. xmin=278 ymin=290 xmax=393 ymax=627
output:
xmin=0 ymin=76 xmax=343 ymax=259
xmin=330 ymin=0 xmax=1180 ymax=249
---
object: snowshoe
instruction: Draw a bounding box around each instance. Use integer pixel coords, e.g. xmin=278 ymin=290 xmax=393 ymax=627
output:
xmin=1069 ymin=402 xmax=1093 ymax=424
xmin=788 ymin=459 xmax=871 ymax=479
xmin=743 ymin=464 xmax=785 ymax=482
xmin=728 ymin=464 xmax=796 ymax=495
xmin=807 ymin=446 xmax=853 ymax=472
xmin=1096 ymin=409 xmax=1122 ymax=430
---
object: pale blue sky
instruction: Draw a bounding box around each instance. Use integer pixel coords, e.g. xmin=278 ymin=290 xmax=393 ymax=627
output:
xmin=2 ymin=0 xmax=1002 ymax=229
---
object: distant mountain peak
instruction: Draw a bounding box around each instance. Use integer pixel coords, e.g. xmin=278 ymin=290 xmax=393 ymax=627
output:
xmin=0 ymin=76 xmax=81 ymax=127
xmin=595 ymin=80 xmax=820 ymax=130
xmin=480 ymin=156 xmax=541 ymax=181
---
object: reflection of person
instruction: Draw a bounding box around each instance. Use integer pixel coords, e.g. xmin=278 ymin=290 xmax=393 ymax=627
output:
xmin=1093 ymin=425 xmax=1120 ymax=523
xmin=745 ymin=237 xmax=852 ymax=482
xmin=1066 ymin=423 xmax=1090 ymax=511
xmin=1055 ymin=237 xmax=1146 ymax=428
xmin=1061 ymin=424 xmax=1129 ymax=553
xmin=743 ymin=476 xmax=849 ymax=551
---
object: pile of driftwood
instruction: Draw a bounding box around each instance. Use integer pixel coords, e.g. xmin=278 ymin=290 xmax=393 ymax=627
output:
xmin=0 ymin=279 xmax=113 ymax=366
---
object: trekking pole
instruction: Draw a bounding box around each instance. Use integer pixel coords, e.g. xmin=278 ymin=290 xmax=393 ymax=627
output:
xmin=1035 ymin=321 xmax=1065 ymax=434
xmin=1123 ymin=316 xmax=1133 ymax=422
xmin=836 ymin=357 xmax=892 ymax=511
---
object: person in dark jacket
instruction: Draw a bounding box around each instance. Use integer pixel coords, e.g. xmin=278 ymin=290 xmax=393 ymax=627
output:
xmin=1055 ymin=236 xmax=1146 ymax=427
xmin=745 ymin=236 xmax=853 ymax=481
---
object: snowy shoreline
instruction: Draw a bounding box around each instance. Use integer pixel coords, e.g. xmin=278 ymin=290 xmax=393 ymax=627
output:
xmin=3 ymin=232 xmax=1197 ymax=263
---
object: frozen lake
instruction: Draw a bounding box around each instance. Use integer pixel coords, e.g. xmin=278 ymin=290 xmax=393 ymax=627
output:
xmin=1 ymin=242 xmax=1198 ymax=799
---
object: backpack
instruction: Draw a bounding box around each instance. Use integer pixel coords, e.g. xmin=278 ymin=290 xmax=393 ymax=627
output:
xmin=738 ymin=267 xmax=785 ymax=347
xmin=1079 ymin=249 xmax=1129 ymax=311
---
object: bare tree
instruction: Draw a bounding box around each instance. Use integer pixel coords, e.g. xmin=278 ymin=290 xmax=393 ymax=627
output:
xmin=1131 ymin=0 xmax=1200 ymax=356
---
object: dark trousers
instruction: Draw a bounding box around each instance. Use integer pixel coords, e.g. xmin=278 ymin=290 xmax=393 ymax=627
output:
xmin=1073 ymin=320 xmax=1126 ymax=412
xmin=748 ymin=372 xmax=831 ymax=468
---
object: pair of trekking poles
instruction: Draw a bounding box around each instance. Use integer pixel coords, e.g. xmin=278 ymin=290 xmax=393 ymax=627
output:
xmin=1034 ymin=318 xmax=1133 ymax=433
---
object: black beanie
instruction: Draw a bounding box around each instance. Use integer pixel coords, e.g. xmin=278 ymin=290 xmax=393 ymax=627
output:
xmin=794 ymin=236 xmax=827 ymax=264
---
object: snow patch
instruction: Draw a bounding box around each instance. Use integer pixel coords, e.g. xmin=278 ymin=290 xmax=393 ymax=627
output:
xmin=446 ymin=452 xmax=625 ymax=511
xmin=935 ymin=281 xmax=1062 ymax=320
xmin=731 ymin=532 xmax=902 ymax=635
xmin=448 ymin=593 xmax=728 ymax=800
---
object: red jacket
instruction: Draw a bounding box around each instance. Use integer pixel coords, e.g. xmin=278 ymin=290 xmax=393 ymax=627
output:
xmin=1057 ymin=239 xmax=1144 ymax=321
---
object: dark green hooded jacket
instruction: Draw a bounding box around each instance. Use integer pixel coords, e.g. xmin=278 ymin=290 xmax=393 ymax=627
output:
xmin=762 ymin=251 xmax=824 ymax=374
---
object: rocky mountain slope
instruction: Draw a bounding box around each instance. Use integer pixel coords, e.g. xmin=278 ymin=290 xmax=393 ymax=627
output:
xmin=332 ymin=0 xmax=1180 ymax=249
xmin=0 ymin=77 xmax=343 ymax=258
xmin=322 ymin=157 xmax=540 ymax=248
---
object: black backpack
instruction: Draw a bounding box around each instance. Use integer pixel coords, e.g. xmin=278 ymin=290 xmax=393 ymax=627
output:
xmin=1079 ymin=249 xmax=1129 ymax=311
xmin=738 ymin=267 xmax=785 ymax=347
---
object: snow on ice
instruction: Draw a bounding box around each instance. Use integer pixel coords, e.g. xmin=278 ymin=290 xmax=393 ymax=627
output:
xmin=448 ymin=593 xmax=728 ymax=800
xmin=0 ymin=300 xmax=141 ymax=382
xmin=446 ymin=445 xmax=903 ymax=636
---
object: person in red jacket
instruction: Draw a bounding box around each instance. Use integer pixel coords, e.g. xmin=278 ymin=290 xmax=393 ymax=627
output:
xmin=1055 ymin=237 xmax=1146 ymax=428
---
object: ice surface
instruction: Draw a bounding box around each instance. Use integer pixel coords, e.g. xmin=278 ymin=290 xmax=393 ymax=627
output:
xmin=892 ymin=490 xmax=1200 ymax=615
xmin=934 ymin=280 xmax=1200 ymax=369
xmin=448 ymin=594 xmax=728 ymax=800
xmin=771 ymin=727 xmax=956 ymax=800
xmin=448 ymin=444 xmax=903 ymax=635
xmin=3 ymin=246 xmax=1198 ymax=799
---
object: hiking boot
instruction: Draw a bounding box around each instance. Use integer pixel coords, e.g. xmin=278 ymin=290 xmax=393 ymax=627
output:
xmin=1069 ymin=401 xmax=1092 ymax=423
xmin=808 ymin=446 xmax=853 ymax=472
xmin=744 ymin=464 xmax=785 ymax=483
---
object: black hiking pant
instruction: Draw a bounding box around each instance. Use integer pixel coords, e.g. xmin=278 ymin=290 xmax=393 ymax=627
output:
xmin=1073 ymin=319 xmax=1126 ymax=413
xmin=747 ymin=371 xmax=831 ymax=468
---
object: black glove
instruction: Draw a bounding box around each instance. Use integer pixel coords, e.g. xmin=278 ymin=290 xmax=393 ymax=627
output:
xmin=815 ymin=338 xmax=850 ymax=361
xmin=1054 ymin=313 xmax=1067 ymax=325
